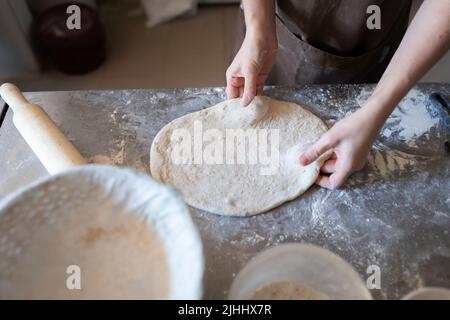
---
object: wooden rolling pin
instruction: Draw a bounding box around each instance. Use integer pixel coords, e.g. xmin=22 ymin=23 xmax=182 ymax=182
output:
xmin=0 ymin=83 xmax=87 ymax=175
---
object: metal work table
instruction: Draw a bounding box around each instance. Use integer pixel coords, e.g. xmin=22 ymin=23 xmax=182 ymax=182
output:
xmin=0 ymin=84 xmax=449 ymax=299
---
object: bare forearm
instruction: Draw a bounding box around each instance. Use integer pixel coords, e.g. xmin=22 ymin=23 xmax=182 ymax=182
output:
xmin=242 ymin=0 xmax=277 ymax=42
xmin=300 ymin=1 xmax=449 ymax=189
xmin=366 ymin=0 xmax=450 ymax=123
xmin=226 ymin=1 xmax=277 ymax=103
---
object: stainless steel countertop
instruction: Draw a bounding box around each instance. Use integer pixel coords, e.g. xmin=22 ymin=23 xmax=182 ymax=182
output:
xmin=0 ymin=84 xmax=449 ymax=299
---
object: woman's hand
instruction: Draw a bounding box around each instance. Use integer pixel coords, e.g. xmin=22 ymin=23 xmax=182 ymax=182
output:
xmin=226 ymin=35 xmax=277 ymax=106
xmin=299 ymin=0 xmax=450 ymax=189
xmin=299 ymin=106 xmax=385 ymax=189
xmin=226 ymin=0 xmax=277 ymax=106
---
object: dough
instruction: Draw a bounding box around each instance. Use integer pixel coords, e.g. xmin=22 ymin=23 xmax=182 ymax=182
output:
xmin=150 ymin=96 xmax=330 ymax=216
xmin=0 ymin=166 xmax=204 ymax=299
xmin=0 ymin=207 xmax=169 ymax=299
xmin=250 ymin=281 xmax=329 ymax=300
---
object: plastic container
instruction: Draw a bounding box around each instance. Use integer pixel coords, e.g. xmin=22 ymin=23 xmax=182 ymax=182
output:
xmin=402 ymin=287 xmax=450 ymax=300
xmin=228 ymin=243 xmax=371 ymax=300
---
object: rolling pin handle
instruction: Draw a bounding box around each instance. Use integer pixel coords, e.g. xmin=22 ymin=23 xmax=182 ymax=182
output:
xmin=0 ymin=83 xmax=30 ymax=111
xmin=0 ymin=82 xmax=87 ymax=175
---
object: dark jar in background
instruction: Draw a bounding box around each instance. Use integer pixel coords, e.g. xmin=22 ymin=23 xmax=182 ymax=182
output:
xmin=34 ymin=3 xmax=106 ymax=75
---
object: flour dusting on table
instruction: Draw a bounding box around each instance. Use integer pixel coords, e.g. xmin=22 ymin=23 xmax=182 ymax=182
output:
xmin=357 ymin=88 xmax=440 ymax=147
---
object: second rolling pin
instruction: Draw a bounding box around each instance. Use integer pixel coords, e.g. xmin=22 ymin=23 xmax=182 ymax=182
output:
xmin=0 ymin=83 xmax=87 ymax=175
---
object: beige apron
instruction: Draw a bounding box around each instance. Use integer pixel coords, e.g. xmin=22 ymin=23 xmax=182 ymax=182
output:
xmin=234 ymin=0 xmax=412 ymax=84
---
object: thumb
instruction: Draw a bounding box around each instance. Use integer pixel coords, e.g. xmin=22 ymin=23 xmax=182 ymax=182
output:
xmin=299 ymin=135 xmax=335 ymax=165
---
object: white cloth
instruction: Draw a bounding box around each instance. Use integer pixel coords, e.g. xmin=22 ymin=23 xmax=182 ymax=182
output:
xmin=141 ymin=0 xmax=197 ymax=28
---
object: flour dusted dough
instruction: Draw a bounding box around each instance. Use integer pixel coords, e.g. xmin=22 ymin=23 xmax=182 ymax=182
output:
xmin=1 ymin=208 xmax=169 ymax=299
xmin=0 ymin=166 xmax=204 ymax=299
xmin=150 ymin=96 xmax=330 ymax=216
xmin=250 ymin=281 xmax=329 ymax=300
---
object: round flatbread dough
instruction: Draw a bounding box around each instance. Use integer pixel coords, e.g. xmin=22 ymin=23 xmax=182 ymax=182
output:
xmin=150 ymin=96 xmax=330 ymax=216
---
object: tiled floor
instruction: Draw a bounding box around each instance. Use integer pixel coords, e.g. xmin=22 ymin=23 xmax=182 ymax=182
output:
xmin=8 ymin=3 xmax=239 ymax=91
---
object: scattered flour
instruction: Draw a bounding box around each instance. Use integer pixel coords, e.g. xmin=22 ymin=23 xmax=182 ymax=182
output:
xmin=112 ymin=140 xmax=126 ymax=164
xmin=88 ymin=140 xmax=125 ymax=165
xmin=357 ymin=88 xmax=439 ymax=147
xmin=367 ymin=147 xmax=419 ymax=177
xmin=88 ymin=139 xmax=148 ymax=173
xmin=88 ymin=155 xmax=115 ymax=165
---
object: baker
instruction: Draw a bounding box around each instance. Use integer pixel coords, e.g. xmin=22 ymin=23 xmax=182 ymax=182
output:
xmin=226 ymin=0 xmax=450 ymax=189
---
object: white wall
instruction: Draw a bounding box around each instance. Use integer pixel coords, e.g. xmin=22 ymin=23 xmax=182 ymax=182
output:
xmin=0 ymin=0 xmax=40 ymax=78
